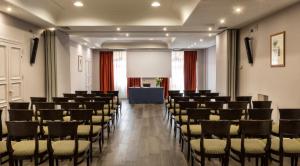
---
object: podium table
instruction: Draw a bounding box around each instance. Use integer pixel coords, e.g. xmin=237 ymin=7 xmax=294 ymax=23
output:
xmin=128 ymin=87 xmax=164 ymax=104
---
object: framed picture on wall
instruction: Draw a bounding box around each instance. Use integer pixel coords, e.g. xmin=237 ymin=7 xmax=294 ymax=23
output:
xmin=78 ymin=55 xmax=83 ymax=72
xmin=270 ymin=31 xmax=285 ymax=67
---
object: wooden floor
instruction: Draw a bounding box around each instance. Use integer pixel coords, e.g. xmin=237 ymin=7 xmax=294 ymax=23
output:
xmin=4 ymin=101 xmax=297 ymax=166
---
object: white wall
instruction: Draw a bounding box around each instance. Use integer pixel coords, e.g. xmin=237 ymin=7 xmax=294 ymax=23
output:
xmin=205 ymin=46 xmax=216 ymax=92
xmin=0 ymin=12 xmax=45 ymax=102
xmin=239 ymin=3 xmax=300 ymax=121
xmin=69 ymin=40 xmax=92 ymax=92
xmin=91 ymin=50 xmax=100 ymax=90
xmin=216 ymin=31 xmax=228 ymax=95
xmin=197 ymin=50 xmax=206 ymax=90
xmin=127 ymin=50 xmax=171 ymax=78
xmin=56 ymin=31 xmax=71 ymax=96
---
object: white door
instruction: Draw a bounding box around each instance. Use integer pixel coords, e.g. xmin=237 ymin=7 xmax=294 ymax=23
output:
xmin=0 ymin=40 xmax=23 ymax=122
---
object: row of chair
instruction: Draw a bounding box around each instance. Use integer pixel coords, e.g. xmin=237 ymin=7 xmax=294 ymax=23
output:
xmin=164 ymin=90 xmax=300 ymax=166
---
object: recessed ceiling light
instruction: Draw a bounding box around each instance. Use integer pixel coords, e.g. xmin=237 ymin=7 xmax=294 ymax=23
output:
xmin=151 ymin=1 xmax=161 ymax=7
xmin=125 ymin=33 xmax=129 ymax=37
xmin=199 ymin=39 xmax=204 ymax=42
xmin=149 ymin=38 xmax=154 ymax=40
xmin=84 ymin=43 xmax=88 ymax=46
xmin=73 ymin=1 xmax=84 ymax=7
xmin=116 ymin=27 xmax=121 ymax=31
xmin=113 ymin=38 xmax=117 ymax=40
xmin=6 ymin=7 xmax=12 ymax=12
xmin=208 ymin=33 xmax=212 ymax=37
xmin=234 ymin=7 xmax=243 ymax=14
xmin=220 ymin=19 xmax=226 ymax=24
xmin=208 ymin=27 xmax=212 ymax=31
xmin=163 ymin=27 xmax=167 ymax=31
xmin=48 ymin=27 xmax=55 ymax=31
xmin=165 ymin=33 xmax=169 ymax=37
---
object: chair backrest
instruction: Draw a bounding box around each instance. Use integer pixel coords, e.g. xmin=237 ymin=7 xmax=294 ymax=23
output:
xmin=236 ymin=96 xmax=252 ymax=102
xmin=178 ymin=101 xmax=198 ymax=110
xmin=219 ymin=109 xmax=243 ymax=121
xmin=60 ymin=102 xmax=81 ymax=111
xmin=173 ymin=96 xmax=189 ymax=103
xmin=6 ymin=121 xmax=38 ymax=139
xmin=279 ymin=109 xmax=300 ymax=119
xmin=193 ymin=97 xmax=211 ymax=105
xmin=39 ymin=109 xmax=64 ymax=121
xmin=91 ymin=91 xmax=104 ymax=96
xmin=9 ymin=102 xmax=30 ymax=109
xmin=30 ymin=97 xmax=47 ymax=109
xmin=187 ymin=108 xmax=211 ymax=122
xmin=198 ymin=90 xmax=211 ymax=96
xmin=63 ymin=93 xmax=77 ymax=100
xmin=107 ymin=90 xmax=119 ymax=97
xmin=35 ymin=102 xmax=55 ymax=110
xmin=239 ymin=120 xmax=272 ymax=138
xmin=279 ymin=119 xmax=300 ymax=138
xmin=80 ymin=93 xmax=96 ymax=98
xmin=228 ymin=101 xmax=248 ymax=109
xmin=75 ymin=90 xmax=88 ymax=96
xmin=205 ymin=101 xmax=224 ymax=110
xmin=9 ymin=109 xmax=34 ymax=121
xmin=248 ymin=109 xmax=273 ymax=120
xmin=70 ymin=109 xmax=93 ymax=121
xmin=85 ymin=101 xmax=105 ymax=113
xmin=188 ymin=93 xmax=201 ymax=98
xmin=52 ymin=97 xmax=69 ymax=104
xmin=201 ymin=120 xmax=231 ymax=138
xmin=94 ymin=97 xmax=111 ymax=104
xmin=47 ymin=121 xmax=78 ymax=138
xmin=206 ymin=92 xmax=219 ymax=97
xmin=252 ymin=101 xmax=272 ymax=109
xmin=215 ymin=96 xmax=231 ymax=103
xmin=184 ymin=90 xmax=195 ymax=96
xmin=74 ymin=97 xmax=93 ymax=104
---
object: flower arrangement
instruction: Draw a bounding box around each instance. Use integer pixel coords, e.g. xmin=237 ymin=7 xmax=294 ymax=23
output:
xmin=155 ymin=78 xmax=163 ymax=87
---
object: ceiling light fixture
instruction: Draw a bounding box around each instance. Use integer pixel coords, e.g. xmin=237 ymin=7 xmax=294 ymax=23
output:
xmin=220 ymin=19 xmax=226 ymax=24
xmin=6 ymin=7 xmax=12 ymax=12
xmin=149 ymin=38 xmax=154 ymax=40
xmin=151 ymin=1 xmax=161 ymax=7
xmin=48 ymin=27 xmax=55 ymax=31
xmin=163 ymin=27 xmax=167 ymax=31
xmin=165 ymin=33 xmax=169 ymax=37
xmin=125 ymin=33 xmax=129 ymax=37
xmin=73 ymin=1 xmax=84 ymax=7
xmin=208 ymin=27 xmax=212 ymax=31
xmin=84 ymin=43 xmax=88 ymax=46
xmin=199 ymin=39 xmax=204 ymax=42
xmin=116 ymin=27 xmax=121 ymax=31
xmin=208 ymin=33 xmax=212 ymax=37
xmin=113 ymin=38 xmax=117 ymax=40
xmin=234 ymin=7 xmax=243 ymax=14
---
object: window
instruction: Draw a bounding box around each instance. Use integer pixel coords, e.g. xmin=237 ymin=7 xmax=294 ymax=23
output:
xmin=170 ymin=51 xmax=184 ymax=91
xmin=113 ymin=51 xmax=127 ymax=98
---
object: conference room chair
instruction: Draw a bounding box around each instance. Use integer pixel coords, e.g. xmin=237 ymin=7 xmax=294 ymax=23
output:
xmin=47 ymin=121 xmax=90 ymax=166
xmin=75 ymin=90 xmax=88 ymax=96
xmin=204 ymin=101 xmax=224 ymax=120
xmin=193 ymin=96 xmax=211 ymax=108
xmin=198 ymin=90 xmax=211 ymax=96
xmin=6 ymin=121 xmax=48 ymax=166
xmin=190 ymin=120 xmax=231 ymax=166
xmin=248 ymin=108 xmax=273 ymax=120
xmin=30 ymin=97 xmax=47 ymax=109
xmin=0 ymin=109 xmax=9 ymax=165
xmin=94 ymin=97 xmax=117 ymax=127
xmin=215 ymin=96 xmax=231 ymax=103
xmin=180 ymin=108 xmax=210 ymax=160
xmin=174 ymin=101 xmax=198 ymax=139
xmin=52 ymin=97 xmax=69 ymax=106
xmin=39 ymin=109 xmax=64 ymax=138
xmin=34 ymin=102 xmax=55 ymax=120
xmin=60 ymin=102 xmax=81 ymax=116
xmin=165 ymin=91 xmax=181 ymax=120
xmin=231 ymin=120 xmax=272 ymax=166
xmin=228 ymin=101 xmax=249 ymax=119
xmin=272 ymin=109 xmax=300 ymax=136
xmin=107 ymin=90 xmax=122 ymax=115
xmin=169 ymin=96 xmax=189 ymax=128
xmin=187 ymin=92 xmax=201 ymax=98
xmin=270 ymin=119 xmax=300 ymax=166
xmin=70 ymin=109 xmax=103 ymax=158
xmin=184 ymin=90 xmax=195 ymax=97
xmin=219 ymin=109 xmax=243 ymax=137
xmin=252 ymin=101 xmax=272 ymax=109
xmin=9 ymin=102 xmax=30 ymax=109
xmin=63 ymin=93 xmax=77 ymax=101
xmin=85 ymin=101 xmax=110 ymax=144
xmin=236 ymin=96 xmax=252 ymax=108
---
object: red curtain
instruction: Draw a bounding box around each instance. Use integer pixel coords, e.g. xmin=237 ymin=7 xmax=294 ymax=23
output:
xmin=100 ymin=51 xmax=114 ymax=91
xmin=184 ymin=51 xmax=197 ymax=91
xmin=161 ymin=78 xmax=169 ymax=98
xmin=127 ymin=78 xmax=141 ymax=87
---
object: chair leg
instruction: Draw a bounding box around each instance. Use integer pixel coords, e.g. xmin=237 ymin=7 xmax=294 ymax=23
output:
xmin=292 ymin=157 xmax=294 ymax=166
xmin=279 ymin=154 xmax=283 ymax=166
xmin=255 ymin=157 xmax=259 ymax=166
xmin=99 ymin=133 xmax=102 ymax=152
xmin=181 ymin=138 xmax=184 ymax=152
xmin=55 ymin=159 xmax=59 ymax=166
xmin=191 ymin=154 xmax=194 ymax=166
xmin=89 ymin=141 xmax=93 ymax=161
xmin=187 ymin=140 xmax=191 ymax=161
xmin=174 ymin=123 xmax=177 ymax=137
xmin=201 ymin=155 xmax=205 ymax=166
xmin=295 ymin=157 xmax=298 ymax=166
xmin=241 ymin=156 xmax=245 ymax=166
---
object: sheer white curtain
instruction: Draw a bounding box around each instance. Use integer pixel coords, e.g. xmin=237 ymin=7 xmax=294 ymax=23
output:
xmin=170 ymin=51 xmax=184 ymax=91
xmin=113 ymin=51 xmax=127 ymax=98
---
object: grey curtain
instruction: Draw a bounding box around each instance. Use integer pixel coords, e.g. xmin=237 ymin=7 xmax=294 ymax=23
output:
xmin=43 ymin=30 xmax=57 ymax=100
xmin=227 ymin=29 xmax=239 ymax=99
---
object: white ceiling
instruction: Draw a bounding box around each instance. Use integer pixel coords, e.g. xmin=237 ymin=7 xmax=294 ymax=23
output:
xmin=1 ymin=0 xmax=299 ymax=49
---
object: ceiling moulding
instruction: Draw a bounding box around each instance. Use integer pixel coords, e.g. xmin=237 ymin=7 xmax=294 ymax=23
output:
xmin=101 ymin=41 xmax=169 ymax=49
